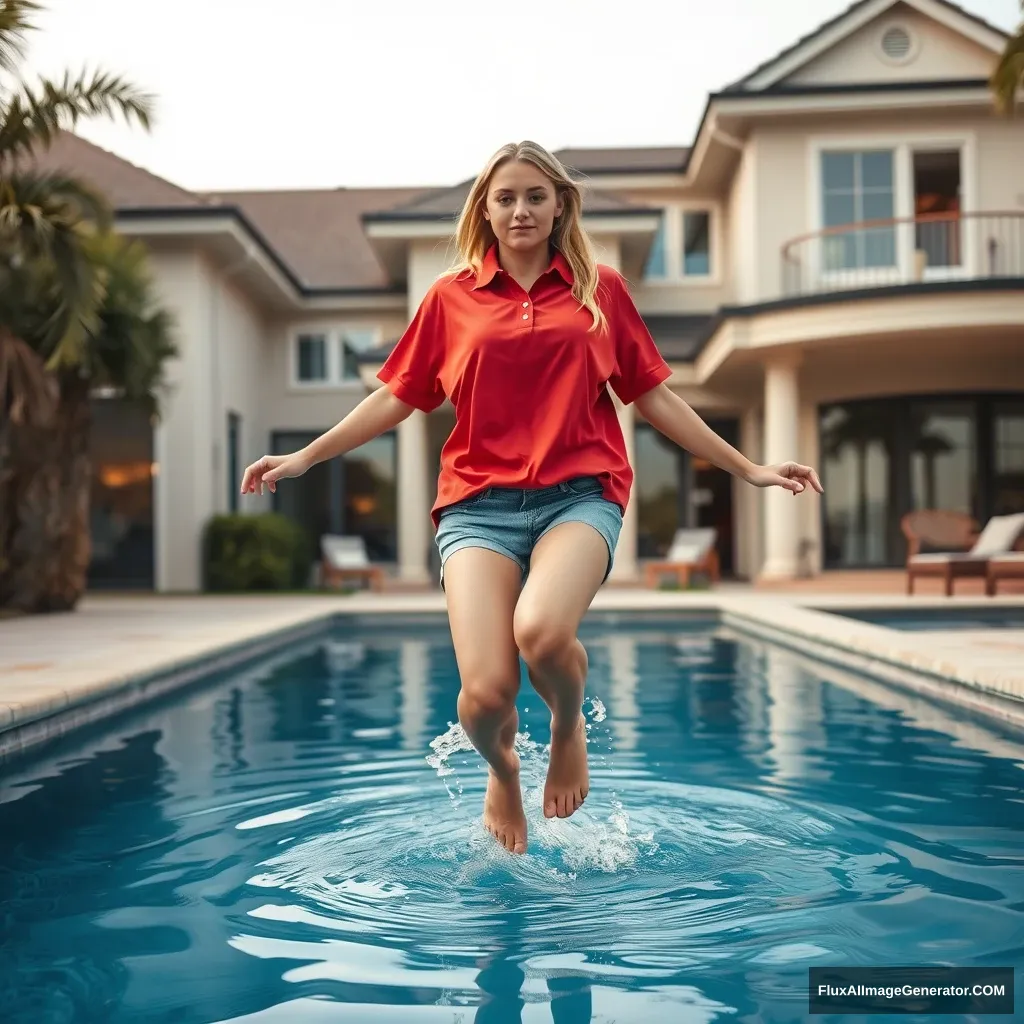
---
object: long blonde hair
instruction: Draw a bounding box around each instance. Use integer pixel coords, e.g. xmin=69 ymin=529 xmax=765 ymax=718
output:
xmin=445 ymin=141 xmax=608 ymax=333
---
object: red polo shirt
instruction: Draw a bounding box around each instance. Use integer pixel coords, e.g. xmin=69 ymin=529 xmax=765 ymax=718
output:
xmin=378 ymin=244 xmax=672 ymax=527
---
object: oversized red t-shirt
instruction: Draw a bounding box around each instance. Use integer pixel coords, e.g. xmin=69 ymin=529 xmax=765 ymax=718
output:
xmin=377 ymin=244 xmax=672 ymax=527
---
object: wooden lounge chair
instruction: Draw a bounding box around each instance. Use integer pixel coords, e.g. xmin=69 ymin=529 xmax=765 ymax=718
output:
xmin=987 ymin=553 xmax=1024 ymax=596
xmin=905 ymin=512 xmax=1024 ymax=595
xmin=901 ymin=509 xmax=979 ymax=561
xmin=644 ymin=528 xmax=719 ymax=589
xmin=320 ymin=534 xmax=385 ymax=591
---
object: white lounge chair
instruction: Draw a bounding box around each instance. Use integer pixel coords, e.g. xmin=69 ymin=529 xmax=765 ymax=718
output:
xmin=644 ymin=528 xmax=719 ymax=589
xmin=320 ymin=534 xmax=385 ymax=591
xmin=906 ymin=512 xmax=1024 ymax=595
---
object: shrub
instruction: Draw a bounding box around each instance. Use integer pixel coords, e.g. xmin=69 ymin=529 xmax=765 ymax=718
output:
xmin=203 ymin=513 xmax=311 ymax=591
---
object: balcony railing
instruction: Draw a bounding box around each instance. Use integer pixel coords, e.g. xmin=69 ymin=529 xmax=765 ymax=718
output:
xmin=781 ymin=211 xmax=1024 ymax=299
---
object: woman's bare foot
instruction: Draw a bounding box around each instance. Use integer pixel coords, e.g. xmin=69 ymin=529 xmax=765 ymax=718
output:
xmin=484 ymin=754 xmax=527 ymax=854
xmin=544 ymin=714 xmax=589 ymax=818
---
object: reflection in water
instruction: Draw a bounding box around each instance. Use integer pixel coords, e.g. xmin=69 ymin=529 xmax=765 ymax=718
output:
xmin=0 ymin=626 xmax=1023 ymax=1024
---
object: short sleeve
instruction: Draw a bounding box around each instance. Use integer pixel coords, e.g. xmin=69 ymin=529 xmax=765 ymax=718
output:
xmin=377 ymin=282 xmax=447 ymax=412
xmin=603 ymin=268 xmax=672 ymax=405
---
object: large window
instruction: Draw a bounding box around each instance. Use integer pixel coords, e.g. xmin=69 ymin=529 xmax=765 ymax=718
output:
xmin=821 ymin=150 xmax=895 ymax=271
xmin=271 ymin=430 xmax=397 ymax=568
xmin=820 ymin=394 xmax=1024 ymax=568
xmin=635 ymin=424 xmax=686 ymax=557
xmin=88 ymin=397 xmax=154 ymax=589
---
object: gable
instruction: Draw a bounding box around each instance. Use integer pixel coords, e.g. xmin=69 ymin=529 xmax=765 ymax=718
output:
xmin=781 ymin=2 xmax=999 ymax=88
xmin=728 ymin=0 xmax=1007 ymax=92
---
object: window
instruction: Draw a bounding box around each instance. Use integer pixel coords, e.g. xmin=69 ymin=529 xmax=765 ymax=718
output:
xmin=644 ymin=213 xmax=668 ymax=279
xmin=296 ymin=333 xmax=328 ymax=383
xmin=821 ymin=150 xmax=895 ymax=271
xmin=642 ymin=206 xmax=714 ymax=281
xmin=227 ymin=411 xmax=241 ymax=513
xmin=291 ymin=326 xmax=382 ymax=386
xmin=339 ymin=329 xmax=380 ymax=381
xmin=682 ymin=212 xmax=710 ymax=276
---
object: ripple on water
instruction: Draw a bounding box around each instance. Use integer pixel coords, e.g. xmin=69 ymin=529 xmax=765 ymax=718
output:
xmin=232 ymin=697 xmax=887 ymax=966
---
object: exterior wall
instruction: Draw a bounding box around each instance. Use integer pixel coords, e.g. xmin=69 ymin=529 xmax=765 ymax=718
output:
xmin=783 ymin=6 xmax=998 ymax=87
xmin=148 ymin=249 xmax=273 ymax=591
xmin=728 ymin=144 xmax=759 ymax=306
xmin=262 ymin=311 xmax=407 ymax=433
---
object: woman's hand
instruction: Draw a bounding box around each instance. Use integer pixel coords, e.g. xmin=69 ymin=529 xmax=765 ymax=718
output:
xmin=746 ymin=462 xmax=823 ymax=494
xmin=240 ymin=451 xmax=312 ymax=495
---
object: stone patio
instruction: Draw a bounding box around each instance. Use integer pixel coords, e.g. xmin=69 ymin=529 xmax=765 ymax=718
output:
xmin=1 ymin=587 xmax=1022 ymax=764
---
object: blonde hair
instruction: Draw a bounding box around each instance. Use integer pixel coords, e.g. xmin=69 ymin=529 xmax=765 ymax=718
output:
xmin=445 ymin=140 xmax=608 ymax=333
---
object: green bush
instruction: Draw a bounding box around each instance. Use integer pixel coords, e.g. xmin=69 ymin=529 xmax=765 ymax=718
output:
xmin=203 ymin=513 xmax=311 ymax=591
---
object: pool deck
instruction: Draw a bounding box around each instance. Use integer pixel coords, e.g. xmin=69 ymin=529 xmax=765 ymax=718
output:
xmin=1 ymin=588 xmax=1023 ymax=763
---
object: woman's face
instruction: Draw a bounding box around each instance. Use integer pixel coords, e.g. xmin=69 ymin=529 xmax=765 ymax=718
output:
xmin=483 ymin=160 xmax=564 ymax=254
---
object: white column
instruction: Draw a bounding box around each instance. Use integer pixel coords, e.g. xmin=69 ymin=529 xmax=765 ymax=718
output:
xmin=734 ymin=407 xmax=763 ymax=580
xmin=760 ymin=354 xmax=802 ymax=580
xmin=397 ymin=410 xmax=431 ymax=584
xmin=610 ymin=393 xmax=638 ymax=581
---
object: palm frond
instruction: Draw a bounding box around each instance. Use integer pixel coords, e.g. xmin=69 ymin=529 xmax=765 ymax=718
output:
xmin=991 ymin=13 xmax=1024 ymax=115
xmin=0 ymin=68 xmax=154 ymax=164
xmin=0 ymin=0 xmax=41 ymax=76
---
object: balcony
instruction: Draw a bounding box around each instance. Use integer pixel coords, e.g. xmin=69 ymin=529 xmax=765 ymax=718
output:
xmin=781 ymin=212 xmax=1024 ymax=299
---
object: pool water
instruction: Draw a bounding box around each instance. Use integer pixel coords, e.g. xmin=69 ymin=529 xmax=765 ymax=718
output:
xmin=825 ymin=606 xmax=1024 ymax=631
xmin=1 ymin=620 xmax=1022 ymax=1023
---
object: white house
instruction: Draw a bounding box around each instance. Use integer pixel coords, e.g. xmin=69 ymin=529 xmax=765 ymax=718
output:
xmin=46 ymin=0 xmax=1024 ymax=591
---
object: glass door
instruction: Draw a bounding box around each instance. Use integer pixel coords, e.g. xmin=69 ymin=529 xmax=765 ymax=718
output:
xmin=991 ymin=400 xmax=1024 ymax=516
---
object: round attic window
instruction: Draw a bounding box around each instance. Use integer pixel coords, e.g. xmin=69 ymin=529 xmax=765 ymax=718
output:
xmin=880 ymin=25 xmax=913 ymax=62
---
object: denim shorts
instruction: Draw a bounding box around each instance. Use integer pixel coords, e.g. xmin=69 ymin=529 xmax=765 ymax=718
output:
xmin=435 ymin=476 xmax=623 ymax=590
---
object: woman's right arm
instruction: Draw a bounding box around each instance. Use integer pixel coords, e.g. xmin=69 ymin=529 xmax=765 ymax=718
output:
xmin=240 ymin=386 xmax=414 ymax=495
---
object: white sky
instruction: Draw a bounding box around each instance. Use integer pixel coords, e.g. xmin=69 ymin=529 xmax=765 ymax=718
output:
xmin=18 ymin=0 xmax=1022 ymax=193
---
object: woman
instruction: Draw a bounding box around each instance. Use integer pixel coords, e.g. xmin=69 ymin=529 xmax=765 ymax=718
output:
xmin=240 ymin=140 xmax=822 ymax=856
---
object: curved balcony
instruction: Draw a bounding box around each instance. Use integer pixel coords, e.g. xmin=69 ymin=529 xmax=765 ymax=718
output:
xmin=781 ymin=212 xmax=1024 ymax=299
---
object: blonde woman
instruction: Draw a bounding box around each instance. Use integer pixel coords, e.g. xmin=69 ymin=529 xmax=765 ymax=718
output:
xmin=240 ymin=141 xmax=822 ymax=855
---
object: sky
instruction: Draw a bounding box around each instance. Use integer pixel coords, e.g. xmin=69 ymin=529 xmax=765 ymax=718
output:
xmin=17 ymin=0 xmax=1023 ymax=194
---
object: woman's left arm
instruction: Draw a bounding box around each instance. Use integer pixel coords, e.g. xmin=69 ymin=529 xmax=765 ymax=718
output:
xmin=633 ymin=383 xmax=823 ymax=495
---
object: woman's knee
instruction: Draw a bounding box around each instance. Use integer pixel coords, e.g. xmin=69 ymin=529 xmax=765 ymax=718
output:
xmin=457 ymin=670 xmax=519 ymax=725
xmin=513 ymin=612 xmax=574 ymax=669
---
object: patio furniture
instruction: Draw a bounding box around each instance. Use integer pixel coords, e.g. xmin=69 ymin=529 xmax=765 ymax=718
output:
xmin=901 ymin=509 xmax=979 ymax=560
xmin=986 ymin=553 xmax=1024 ymax=596
xmin=905 ymin=512 xmax=1024 ymax=595
xmin=321 ymin=535 xmax=385 ymax=591
xmin=644 ymin=528 xmax=719 ymax=589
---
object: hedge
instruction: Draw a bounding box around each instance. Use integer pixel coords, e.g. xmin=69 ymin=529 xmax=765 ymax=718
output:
xmin=203 ymin=513 xmax=311 ymax=591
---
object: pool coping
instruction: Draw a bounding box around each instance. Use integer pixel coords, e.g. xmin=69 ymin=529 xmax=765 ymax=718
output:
xmin=1 ymin=592 xmax=1023 ymax=766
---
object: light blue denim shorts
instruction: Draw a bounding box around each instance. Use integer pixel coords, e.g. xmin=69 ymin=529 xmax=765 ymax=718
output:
xmin=435 ymin=476 xmax=623 ymax=590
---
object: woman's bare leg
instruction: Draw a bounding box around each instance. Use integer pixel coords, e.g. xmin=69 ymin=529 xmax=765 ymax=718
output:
xmin=443 ymin=546 xmax=528 ymax=853
xmin=513 ymin=523 xmax=608 ymax=818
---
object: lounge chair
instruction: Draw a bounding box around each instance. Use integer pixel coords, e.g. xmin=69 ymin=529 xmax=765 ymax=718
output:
xmin=644 ymin=528 xmax=719 ymax=589
xmin=901 ymin=509 xmax=979 ymax=560
xmin=987 ymin=553 xmax=1024 ymax=596
xmin=905 ymin=512 xmax=1024 ymax=595
xmin=320 ymin=534 xmax=385 ymax=592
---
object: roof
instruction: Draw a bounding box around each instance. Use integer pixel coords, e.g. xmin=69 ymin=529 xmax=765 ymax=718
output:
xmin=642 ymin=315 xmax=717 ymax=361
xmin=725 ymin=0 xmax=1009 ymax=92
xmin=24 ymin=130 xmax=203 ymax=208
xmin=202 ymin=187 xmax=426 ymax=290
xmin=554 ymin=146 xmax=690 ymax=174
xmin=366 ymin=178 xmax=657 ymax=223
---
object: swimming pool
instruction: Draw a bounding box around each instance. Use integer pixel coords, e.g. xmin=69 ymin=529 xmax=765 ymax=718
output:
xmin=822 ymin=605 xmax=1024 ymax=631
xmin=1 ymin=617 xmax=1021 ymax=1023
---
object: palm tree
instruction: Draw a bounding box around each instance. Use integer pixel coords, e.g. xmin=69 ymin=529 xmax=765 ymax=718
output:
xmin=0 ymin=0 xmax=167 ymax=611
xmin=0 ymin=232 xmax=176 ymax=611
xmin=991 ymin=1 xmax=1024 ymax=115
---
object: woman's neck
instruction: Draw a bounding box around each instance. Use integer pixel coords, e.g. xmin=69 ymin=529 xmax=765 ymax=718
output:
xmin=496 ymin=242 xmax=552 ymax=292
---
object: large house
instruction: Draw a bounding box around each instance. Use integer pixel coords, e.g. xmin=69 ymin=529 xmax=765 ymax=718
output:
xmin=57 ymin=0 xmax=1024 ymax=591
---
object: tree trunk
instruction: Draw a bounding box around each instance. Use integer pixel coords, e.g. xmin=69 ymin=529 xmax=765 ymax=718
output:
xmin=0 ymin=377 xmax=93 ymax=614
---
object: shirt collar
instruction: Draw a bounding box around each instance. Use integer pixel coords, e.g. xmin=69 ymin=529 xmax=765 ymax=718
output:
xmin=471 ymin=242 xmax=574 ymax=290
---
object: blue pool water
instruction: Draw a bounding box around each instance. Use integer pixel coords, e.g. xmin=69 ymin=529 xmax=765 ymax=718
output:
xmin=825 ymin=606 xmax=1024 ymax=631
xmin=1 ymin=618 xmax=1022 ymax=1023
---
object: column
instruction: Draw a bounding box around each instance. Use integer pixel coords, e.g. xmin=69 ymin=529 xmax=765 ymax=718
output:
xmin=397 ymin=410 xmax=431 ymax=584
xmin=734 ymin=407 xmax=763 ymax=580
xmin=759 ymin=354 xmax=802 ymax=580
xmin=610 ymin=393 xmax=638 ymax=581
